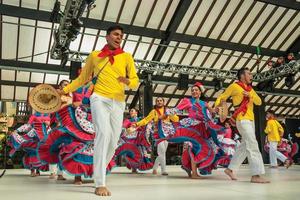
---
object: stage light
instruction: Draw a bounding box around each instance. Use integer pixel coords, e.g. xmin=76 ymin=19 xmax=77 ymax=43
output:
xmin=71 ymin=18 xmax=83 ymax=28
xmin=285 ymin=74 xmax=295 ymax=88
xmin=257 ymin=80 xmax=274 ymax=92
xmin=213 ymin=78 xmax=223 ymax=91
xmin=86 ymin=0 xmax=96 ymax=10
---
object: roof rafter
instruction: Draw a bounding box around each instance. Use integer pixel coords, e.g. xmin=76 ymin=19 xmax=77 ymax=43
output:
xmin=257 ymin=0 xmax=300 ymax=10
xmin=0 ymin=4 xmax=286 ymax=57
xmin=152 ymin=0 xmax=192 ymax=61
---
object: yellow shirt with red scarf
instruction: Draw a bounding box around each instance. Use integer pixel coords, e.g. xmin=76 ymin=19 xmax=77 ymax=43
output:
xmin=265 ymin=119 xmax=284 ymax=142
xmin=215 ymin=82 xmax=262 ymax=121
xmin=136 ymin=107 xmax=179 ymax=127
xmin=63 ymin=50 xmax=139 ymax=102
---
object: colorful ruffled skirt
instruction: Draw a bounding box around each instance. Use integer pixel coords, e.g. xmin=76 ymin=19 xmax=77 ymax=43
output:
xmin=155 ymin=118 xmax=225 ymax=175
xmin=264 ymin=139 xmax=299 ymax=161
xmin=114 ymin=127 xmax=153 ymax=171
xmin=38 ymin=105 xmax=115 ymax=177
xmin=8 ymin=123 xmax=49 ymax=171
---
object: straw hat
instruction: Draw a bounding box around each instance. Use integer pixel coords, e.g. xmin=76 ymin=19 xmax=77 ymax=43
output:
xmin=29 ymin=84 xmax=61 ymax=113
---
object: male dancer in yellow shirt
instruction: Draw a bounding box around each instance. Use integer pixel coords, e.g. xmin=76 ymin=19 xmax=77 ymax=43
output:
xmin=265 ymin=110 xmax=292 ymax=168
xmin=134 ymin=97 xmax=179 ymax=175
xmin=60 ymin=25 xmax=139 ymax=196
xmin=215 ymin=67 xmax=269 ymax=183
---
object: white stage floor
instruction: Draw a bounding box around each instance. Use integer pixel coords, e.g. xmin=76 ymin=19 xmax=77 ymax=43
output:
xmin=0 ymin=165 xmax=299 ymax=200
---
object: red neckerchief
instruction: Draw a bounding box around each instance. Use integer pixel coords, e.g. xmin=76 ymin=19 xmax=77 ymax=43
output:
xmin=231 ymin=81 xmax=252 ymax=120
xmin=155 ymin=106 xmax=165 ymax=116
xmin=97 ymin=44 xmax=124 ymax=64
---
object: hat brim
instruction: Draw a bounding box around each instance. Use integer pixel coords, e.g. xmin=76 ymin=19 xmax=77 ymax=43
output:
xmin=29 ymin=84 xmax=62 ymax=114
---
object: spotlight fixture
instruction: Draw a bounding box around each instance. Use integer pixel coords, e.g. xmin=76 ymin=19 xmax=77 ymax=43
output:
xmin=86 ymin=0 xmax=96 ymax=10
xmin=213 ymin=78 xmax=223 ymax=91
xmin=285 ymin=74 xmax=295 ymax=88
xmin=257 ymin=80 xmax=274 ymax=92
xmin=51 ymin=0 xmax=95 ymax=61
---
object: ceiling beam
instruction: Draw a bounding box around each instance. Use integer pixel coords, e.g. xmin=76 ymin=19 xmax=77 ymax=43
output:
xmin=256 ymin=0 xmax=300 ymax=10
xmin=0 ymin=4 xmax=164 ymax=39
xmin=152 ymin=0 xmax=192 ymax=61
xmin=0 ymin=80 xmax=56 ymax=88
xmin=149 ymin=75 xmax=300 ymax=97
xmin=0 ymin=4 xmax=285 ymax=57
xmin=1 ymin=59 xmax=299 ymax=97
xmin=172 ymin=33 xmax=285 ymax=57
xmin=1 ymin=80 xmax=299 ymax=110
xmin=0 ymin=59 xmax=69 ymax=74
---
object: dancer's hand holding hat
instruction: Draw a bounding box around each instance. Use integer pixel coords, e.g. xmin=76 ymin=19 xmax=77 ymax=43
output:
xmin=56 ymin=89 xmax=66 ymax=96
xmin=29 ymin=84 xmax=62 ymax=113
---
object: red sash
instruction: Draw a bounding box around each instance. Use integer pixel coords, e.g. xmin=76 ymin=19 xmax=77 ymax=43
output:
xmin=229 ymin=81 xmax=252 ymax=126
xmin=97 ymin=44 xmax=124 ymax=64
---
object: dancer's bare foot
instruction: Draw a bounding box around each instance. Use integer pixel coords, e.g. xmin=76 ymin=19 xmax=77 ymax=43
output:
xmin=49 ymin=173 xmax=56 ymax=179
xmin=57 ymin=175 xmax=66 ymax=181
xmin=95 ymin=187 xmax=111 ymax=196
xmin=224 ymin=168 xmax=237 ymax=180
xmin=251 ymin=175 xmax=270 ymax=184
xmin=284 ymin=159 xmax=293 ymax=169
xmin=152 ymin=169 xmax=158 ymax=175
xmin=74 ymin=176 xmax=82 ymax=185
xmin=35 ymin=171 xmax=40 ymax=176
xmin=269 ymin=166 xmax=278 ymax=169
xmin=132 ymin=169 xmax=138 ymax=174
xmin=30 ymin=172 xmax=36 ymax=177
xmin=190 ymin=173 xmax=202 ymax=179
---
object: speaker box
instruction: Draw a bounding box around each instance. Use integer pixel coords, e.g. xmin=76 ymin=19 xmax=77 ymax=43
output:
xmin=178 ymin=73 xmax=189 ymax=90
xmin=70 ymin=61 xmax=82 ymax=80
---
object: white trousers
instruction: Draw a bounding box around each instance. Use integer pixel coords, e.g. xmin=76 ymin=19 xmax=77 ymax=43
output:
xmin=269 ymin=141 xmax=287 ymax=166
xmin=49 ymin=164 xmax=63 ymax=175
xmin=90 ymin=93 xmax=125 ymax=187
xmin=228 ymin=120 xmax=265 ymax=175
xmin=153 ymin=140 xmax=168 ymax=173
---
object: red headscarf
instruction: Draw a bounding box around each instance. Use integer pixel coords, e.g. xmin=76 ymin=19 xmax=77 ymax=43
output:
xmin=193 ymin=82 xmax=205 ymax=93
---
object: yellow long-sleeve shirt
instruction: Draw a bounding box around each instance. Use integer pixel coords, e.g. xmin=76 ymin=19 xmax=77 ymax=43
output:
xmin=136 ymin=107 xmax=179 ymax=127
xmin=264 ymin=119 xmax=284 ymax=142
xmin=63 ymin=50 xmax=139 ymax=102
xmin=215 ymin=82 xmax=262 ymax=121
